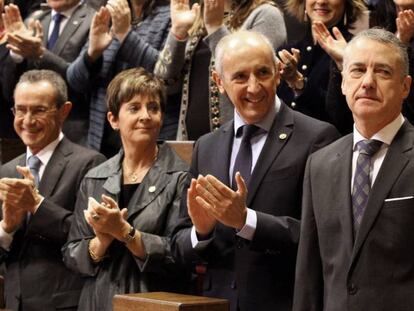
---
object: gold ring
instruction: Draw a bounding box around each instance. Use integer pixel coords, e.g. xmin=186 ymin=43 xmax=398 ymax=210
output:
xmin=91 ymin=213 xmax=100 ymax=221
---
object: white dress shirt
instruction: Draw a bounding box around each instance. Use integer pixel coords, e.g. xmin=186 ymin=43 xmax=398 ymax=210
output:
xmin=351 ymin=114 xmax=405 ymax=190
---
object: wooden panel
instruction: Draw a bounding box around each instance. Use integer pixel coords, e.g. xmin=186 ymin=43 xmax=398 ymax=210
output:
xmin=113 ymin=292 xmax=229 ymax=311
xmin=165 ymin=141 xmax=194 ymax=166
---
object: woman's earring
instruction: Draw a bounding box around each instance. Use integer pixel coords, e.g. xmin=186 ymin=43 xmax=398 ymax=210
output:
xmin=343 ymin=11 xmax=347 ymax=26
xmin=304 ymin=10 xmax=308 ymax=23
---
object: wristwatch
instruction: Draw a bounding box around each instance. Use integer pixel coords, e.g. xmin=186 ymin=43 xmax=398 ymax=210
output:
xmin=123 ymin=225 xmax=136 ymax=243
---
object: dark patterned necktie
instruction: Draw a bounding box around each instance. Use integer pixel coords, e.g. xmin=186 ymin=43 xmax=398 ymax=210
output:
xmin=232 ymin=124 xmax=260 ymax=189
xmin=47 ymin=13 xmax=63 ymax=50
xmin=352 ymin=139 xmax=382 ymax=237
xmin=28 ymin=155 xmax=41 ymax=187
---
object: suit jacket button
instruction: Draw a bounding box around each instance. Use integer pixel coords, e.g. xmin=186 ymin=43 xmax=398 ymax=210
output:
xmin=348 ymin=283 xmax=357 ymax=295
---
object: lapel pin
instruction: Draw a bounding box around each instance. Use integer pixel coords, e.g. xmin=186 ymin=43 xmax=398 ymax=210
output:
xmin=149 ymin=186 xmax=156 ymax=193
xmin=73 ymin=21 xmax=79 ymax=25
xmin=279 ymin=133 xmax=287 ymax=140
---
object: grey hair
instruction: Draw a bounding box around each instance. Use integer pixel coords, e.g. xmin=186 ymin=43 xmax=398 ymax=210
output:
xmin=15 ymin=69 xmax=68 ymax=108
xmin=214 ymin=30 xmax=279 ymax=76
xmin=344 ymin=28 xmax=409 ymax=79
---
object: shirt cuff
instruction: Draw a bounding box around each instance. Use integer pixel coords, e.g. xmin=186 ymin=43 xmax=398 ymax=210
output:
xmin=0 ymin=223 xmax=15 ymax=251
xmin=236 ymin=208 xmax=257 ymax=241
xmin=10 ymin=51 xmax=24 ymax=63
xmin=191 ymin=226 xmax=213 ymax=249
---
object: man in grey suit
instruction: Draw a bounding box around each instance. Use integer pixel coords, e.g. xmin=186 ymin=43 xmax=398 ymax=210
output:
xmin=171 ymin=31 xmax=339 ymax=311
xmin=3 ymin=0 xmax=95 ymax=145
xmin=293 ymin=28 xmax=414 ymax=311
xmin=0 ymin=70 xmax=105 ymax=311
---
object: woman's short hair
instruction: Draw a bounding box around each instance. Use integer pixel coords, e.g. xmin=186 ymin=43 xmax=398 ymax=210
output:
xmin=106 ymin=68 xmax=166 ymax=118
xmin=285 ymin=0 xmax=366 ymax=25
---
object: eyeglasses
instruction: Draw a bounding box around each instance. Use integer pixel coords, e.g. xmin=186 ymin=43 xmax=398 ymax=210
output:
xmin=11 ymin=106 xmax=58 ymax=119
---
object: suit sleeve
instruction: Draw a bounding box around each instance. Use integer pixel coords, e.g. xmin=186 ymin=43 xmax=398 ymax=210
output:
xmin=292 ymin=155 xmax=324 ymax=311
xmin=117 ymin=18 xmax=170 ymax=71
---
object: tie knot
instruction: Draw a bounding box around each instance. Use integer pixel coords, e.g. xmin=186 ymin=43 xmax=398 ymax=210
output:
xmin=28 ymin=155 xmax=41 ymax=171
xmin=53 ymin=13 xmax=63 ymax=23
xmin=238 ymin=124 xmax=260 ymax=142
xmin=356 ymin=139 xmax=382 ymax=156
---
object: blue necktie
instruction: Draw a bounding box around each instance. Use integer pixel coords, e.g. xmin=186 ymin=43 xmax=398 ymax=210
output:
xmin=352 ymin=139 xmax=382 ymax=237
xmin=232 ymin=125 xmax=260 ymax=189
xmin=47 ymin=13 xmax=63 ymax=50
xmin=28 ymin=155 xmax=41 ymax=187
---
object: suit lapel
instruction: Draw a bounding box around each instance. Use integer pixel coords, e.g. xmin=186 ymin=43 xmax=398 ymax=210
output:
xmin=41 ymin=12 xmax=51 ymax=47
xmin=211 ymin=122 xmax=233 ymax=186
xmin=38 ymin=138 xmax=71 ymax=197
xmin=331 ymin=136 xmax=355 ymax=256
xmin=350 ymin=123 xmax=413 ymax=265
xmin=52 ymin=5 xmax=85 ymax=54
xmin=246 ymin=104 xmax=293 ymax=206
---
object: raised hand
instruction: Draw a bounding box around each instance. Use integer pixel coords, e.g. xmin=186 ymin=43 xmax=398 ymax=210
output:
xmin=312 ymin=21 xmax=347 ymax=70
xmin=106 ymin=0 xmax=131 ymax=43
xmin=88 ymin=7 xmax=113 ymax=61
xmin=6 ymin=19 xmax=44 ymax=59
xmin=170 ymin=0 xmax=199 ymax=39
xmin=187 ymin=178 xmax=217 ymax=236
xmin=396 ymin=9 xmax=414 ymax=45
xmin=2 ymin=4 xmax=30 ymax=36
xmin=204 ymin=0 xmax=225 ymax=35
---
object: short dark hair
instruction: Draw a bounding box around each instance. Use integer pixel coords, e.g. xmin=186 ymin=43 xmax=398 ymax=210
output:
xmin=106 ymin=68 xmax=166 ymax=118
xmin=344 ymin=28 xmax=409 ymax=78
xmin=15 ymin=69 xmax=68 ymax=108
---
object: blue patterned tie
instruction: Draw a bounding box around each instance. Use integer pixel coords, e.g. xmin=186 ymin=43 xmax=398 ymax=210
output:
xmin=28 ymin=155 xmax=41 ymax=187
xmin=232 ymin=125 xmax=260 ymax=189
xmin=47 ymin=13 xmax=63 ymax=50
xmin=352 ymin=139 xmax=382 ymax=237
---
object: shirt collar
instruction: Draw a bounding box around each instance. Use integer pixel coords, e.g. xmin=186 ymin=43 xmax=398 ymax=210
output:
xmin=26 ymin=132 xmax=64 ymax=166
xmin=51 ymin=2 xmax=79 ymax=20
xmin=234 ymin=96 xmax=281 ymax=136
xmin=353 ymin=114 xmax=405 ymax=150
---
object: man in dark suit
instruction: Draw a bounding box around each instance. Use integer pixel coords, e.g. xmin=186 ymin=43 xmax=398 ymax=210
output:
xmin=0 ymin=69 xmax=105 ymax=311
xmin=2 ymin=0 xmax=95 ymax=145
xmin=171 ymin=31 xmax=339 ymax=311
xmin=293 ymin=28 xmax=414 ymax=311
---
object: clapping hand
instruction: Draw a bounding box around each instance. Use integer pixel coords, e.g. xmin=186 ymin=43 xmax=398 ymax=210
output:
xmin=84 ymin=195 xmax=129 ymax=243
xmin=396 ymin=9 xmax=414 ymax=45
xmin=3 ymin=4 xmax=44 ymax=59
xmin=190 ymin=173 xmax=248 ymax=231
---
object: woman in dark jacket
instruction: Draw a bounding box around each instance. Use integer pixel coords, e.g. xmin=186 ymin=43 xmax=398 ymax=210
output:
xmin=63 ymin=68 xmax=190 ymax=311
xmin=67 ymin=0 xmax=171 ymax=157
xmin=276 ymin=0 xmax=366 ymax=134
